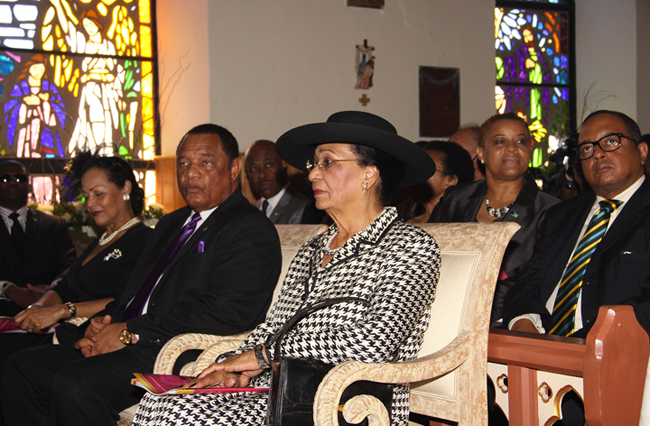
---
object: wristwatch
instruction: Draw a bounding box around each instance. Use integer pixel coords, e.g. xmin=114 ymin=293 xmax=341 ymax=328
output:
xmin=0 ymin=281 xmax=15 ymax=301
xmin=64 ymin=302 xmax=77 ymax=318
xmin=119 ymin=323 xmax=134 ymax=345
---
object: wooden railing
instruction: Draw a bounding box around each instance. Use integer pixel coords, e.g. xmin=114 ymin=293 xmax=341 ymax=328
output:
xmin=487 ymin=305 xmax=649 ymax=426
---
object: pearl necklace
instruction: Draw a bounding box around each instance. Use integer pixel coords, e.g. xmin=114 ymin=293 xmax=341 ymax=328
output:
xmin=485 ymin=198 xmax=515 ymax=218
xmin=99 ymin=217 xmax=141 ymax=246
xmin=322 ymin=231 xmax=343 ymax=256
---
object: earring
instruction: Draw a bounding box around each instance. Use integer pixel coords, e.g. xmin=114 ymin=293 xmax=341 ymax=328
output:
xmin=361 ymin=182 xmax=369 ymax=191
xmin=480 ymin=159 xmax=485 ymax=164
xmin=123 ymin=194 xmax=130 ymax=201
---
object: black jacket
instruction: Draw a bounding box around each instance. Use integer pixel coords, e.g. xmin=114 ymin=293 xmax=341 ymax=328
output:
xmin=429 ymin=174 xmax=559 ymax=324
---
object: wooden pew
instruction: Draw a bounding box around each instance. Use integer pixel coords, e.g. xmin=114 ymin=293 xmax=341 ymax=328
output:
xmin=487 ymin=305 xmax=649 ymax=425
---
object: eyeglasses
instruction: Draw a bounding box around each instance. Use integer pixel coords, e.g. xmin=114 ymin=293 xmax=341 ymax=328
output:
xmin=575 ymin=133 xmax=638 ymax=160
xmin=305 ymin=158 xmax=367 ymax=172
xmin=435 ymin=168 xmax=452 ymax=175
xmin=0 ymin=173 xmax=29 ymax=183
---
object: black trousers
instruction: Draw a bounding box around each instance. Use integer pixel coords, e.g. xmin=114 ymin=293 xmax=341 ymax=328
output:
xmin=1 ymin=341 xmax=156 ymax=426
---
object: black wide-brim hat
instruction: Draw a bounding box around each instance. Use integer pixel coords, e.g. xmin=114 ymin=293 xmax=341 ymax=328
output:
xmin=276 ymin=111 xmax=435 ymax=186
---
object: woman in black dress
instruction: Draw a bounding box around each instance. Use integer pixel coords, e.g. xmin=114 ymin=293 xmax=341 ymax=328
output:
xmin=0 ymin=152 xmax=152 ymax=367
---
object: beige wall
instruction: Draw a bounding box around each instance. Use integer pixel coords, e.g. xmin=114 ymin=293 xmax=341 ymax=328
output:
xmin=575 ymin=0 xmax=638 ymax=126
xmin=156 ymin=0 xmax=647 ymax=154
xmin=157 ymin=0 xmax=495 ymax=153
xmin=637 ymin=0 xmax=650 ymax=134
xmin=156 ymin=0 xmax=210 ymax=155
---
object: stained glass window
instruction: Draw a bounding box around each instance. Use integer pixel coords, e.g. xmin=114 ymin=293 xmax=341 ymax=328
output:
xmin=0 ymin=0 xmax=156 ymax=161
xmin=495 ymin=0 xmax=575 ymax=167
xmin=0 ymin=0 xmax=158 ymax=204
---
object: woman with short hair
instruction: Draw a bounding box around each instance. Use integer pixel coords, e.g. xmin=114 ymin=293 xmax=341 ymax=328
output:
xmin=429 ymin=112 xmax=559 ymax=326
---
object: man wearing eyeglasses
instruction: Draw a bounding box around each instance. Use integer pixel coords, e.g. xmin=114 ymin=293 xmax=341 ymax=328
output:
xmin=503 ymin=109 xmax=650 ymax=425
xmin=504 ymin=110 xmax=649 ymax=336
xmin=0 ymin=160 xmax=76 ymax=316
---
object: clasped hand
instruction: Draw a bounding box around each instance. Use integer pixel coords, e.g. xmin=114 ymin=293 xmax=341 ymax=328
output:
xmin=74 ymin=315 xmax=132 ymax=357
xmin=181 ymin=349 xmax=264 ymax=389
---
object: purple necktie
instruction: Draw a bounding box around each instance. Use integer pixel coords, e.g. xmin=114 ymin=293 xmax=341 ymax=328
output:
xmin=121 ymin=212 xmax=202 ymax=321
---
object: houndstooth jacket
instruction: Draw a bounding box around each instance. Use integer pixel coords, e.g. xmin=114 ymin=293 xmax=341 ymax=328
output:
xmin=134 ymin=207 xmax=440 ymax=426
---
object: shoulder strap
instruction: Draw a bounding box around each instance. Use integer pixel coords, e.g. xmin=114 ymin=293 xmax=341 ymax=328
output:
xmin=266 ymin=297 xmax=369 ymax=360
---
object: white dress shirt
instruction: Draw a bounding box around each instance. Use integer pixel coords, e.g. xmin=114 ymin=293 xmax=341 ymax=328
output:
xmin=259 ymin=185 xmax=287 ymax=218
xmin=0 ymin=205 xmax=28 ymax=234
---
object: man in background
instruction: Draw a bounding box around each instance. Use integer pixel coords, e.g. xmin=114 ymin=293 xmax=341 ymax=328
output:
xmin=0 ymin=160 xmax=75 ymax=316
xmin=450 ymin=125 xmax=484 ymax=181
xmin=245 ymin=139 xmax=310 ymax=224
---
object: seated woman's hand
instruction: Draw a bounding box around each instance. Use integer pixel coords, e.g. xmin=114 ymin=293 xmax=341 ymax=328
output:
xmin=185 ymin=349 xmax=265 ymax=389
xmin=14 ymin=304 xmax=66 ymax=333
xmin=180 ymin=370 xmax=245 ymax=389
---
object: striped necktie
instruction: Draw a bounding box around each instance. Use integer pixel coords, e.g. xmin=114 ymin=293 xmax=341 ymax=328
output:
xmin=547 ymin=199 xmax=622 ymax=336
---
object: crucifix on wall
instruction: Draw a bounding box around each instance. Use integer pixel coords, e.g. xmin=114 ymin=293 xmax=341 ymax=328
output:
xmin=355 ymin=39 xmax=375 ymax=90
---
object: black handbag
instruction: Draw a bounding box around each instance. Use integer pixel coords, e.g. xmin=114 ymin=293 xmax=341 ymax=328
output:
xmin=265 ymin=298 xmax=394 ymax=426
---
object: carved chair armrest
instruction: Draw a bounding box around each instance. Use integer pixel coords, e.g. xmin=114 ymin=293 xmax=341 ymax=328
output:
xmin=153 ymin=332 xmax=250 ymax=375
xmin=186 ymin=335 xmax=249 ymax=375
xmin=314 ymin=331 xmax=472 ymax=426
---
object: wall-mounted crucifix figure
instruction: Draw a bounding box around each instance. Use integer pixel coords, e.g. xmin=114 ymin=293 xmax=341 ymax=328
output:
xmin=354 ymin=39 xmax=375 ymax=89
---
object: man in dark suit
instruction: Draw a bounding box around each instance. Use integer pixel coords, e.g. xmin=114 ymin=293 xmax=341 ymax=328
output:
xmin=504 ymin=110 xmax=650 ymax=338
xmin=0 ymin=160 xmax=75 ymax=316
xmin=245 ymin=139 xmax=310 ymax=224
xmin=2 ymin=124 xmax=281 ymax=426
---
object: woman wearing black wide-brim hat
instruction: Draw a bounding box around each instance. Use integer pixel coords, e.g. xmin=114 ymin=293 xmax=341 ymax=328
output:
xmin=134 ymin=112 xmax=441 ymax=426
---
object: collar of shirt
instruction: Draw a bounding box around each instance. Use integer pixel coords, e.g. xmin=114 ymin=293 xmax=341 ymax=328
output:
xmin=184 ymin=205 xmax=219 ymax=230
xmin=591 ymin=174 xmax=645 ymax=228
xmin=260 ymin=185 xmax=288 ymax=217
xmin=0 ymin=205 xmax=28 ymax=234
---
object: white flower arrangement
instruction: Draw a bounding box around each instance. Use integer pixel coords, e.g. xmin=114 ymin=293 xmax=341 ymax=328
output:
xmin=142 ymin=203 xmax=167 ymax=228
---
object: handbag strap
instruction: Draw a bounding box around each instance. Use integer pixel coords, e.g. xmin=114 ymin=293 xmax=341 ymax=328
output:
xmin=265 ymin=297 xmax=369 ymax=360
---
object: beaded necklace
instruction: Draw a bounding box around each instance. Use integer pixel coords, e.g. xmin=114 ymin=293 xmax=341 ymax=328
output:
xmin=98 ymin=217 xmax=141 ymax=246
xmin=485 ymin=198 xmax=514 ymax=218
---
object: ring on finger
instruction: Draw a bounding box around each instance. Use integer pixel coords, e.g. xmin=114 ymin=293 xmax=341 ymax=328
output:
xmin=26 ymin=327 xmax=34 ymax=333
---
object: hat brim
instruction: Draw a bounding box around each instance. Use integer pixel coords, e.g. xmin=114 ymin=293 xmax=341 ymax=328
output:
xmin=276 ymin=122 xmax=435 ymax=186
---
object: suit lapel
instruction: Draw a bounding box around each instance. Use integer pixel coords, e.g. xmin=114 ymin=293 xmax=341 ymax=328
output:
xmin=596 ymin=180 xmax=650 ymax=255
xmin=0 ymin=219 xmax=18 ymax=265
xmin=123 ymin=208 xmax=190 ymax=294
xmin=269 ymin=191 xmax=290 ymax=223
xmin=545 ymin=195 xmax=593 ymax=276
xmin=24 ymin=209 xmax=38 ymax=255
xmin=155 ymin=190 xmax=244 ymax=274
xmin=465 ymin=182 xmax=486 ymax=222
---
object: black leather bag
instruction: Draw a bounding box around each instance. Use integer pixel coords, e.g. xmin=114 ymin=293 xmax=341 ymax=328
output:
xmin=265 ymin=298 xmax=394 ymax=426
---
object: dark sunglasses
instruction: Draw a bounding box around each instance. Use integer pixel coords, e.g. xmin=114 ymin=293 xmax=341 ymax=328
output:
xmin=0 ymin=173 xmax=29 ymax=183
